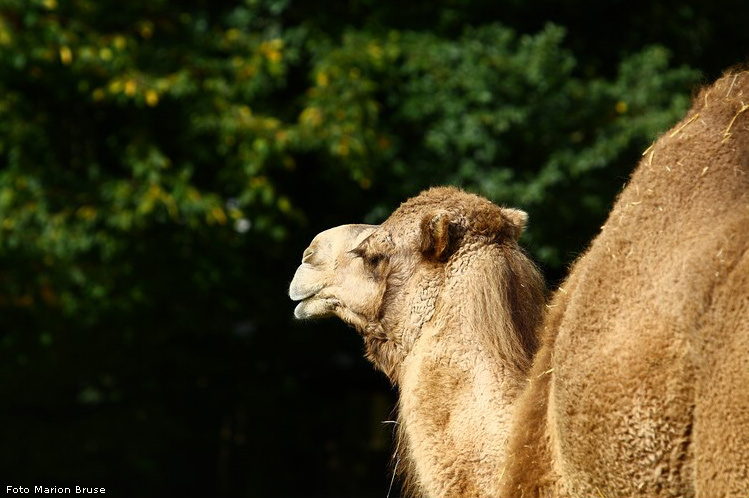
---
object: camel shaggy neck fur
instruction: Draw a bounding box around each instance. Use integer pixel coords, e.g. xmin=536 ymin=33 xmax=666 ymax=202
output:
xmin=289 ymin=70 xmax=749 ymax=497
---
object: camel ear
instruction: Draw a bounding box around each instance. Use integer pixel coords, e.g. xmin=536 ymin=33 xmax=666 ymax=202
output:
xmin=502 ymin=208 xmax=528 ymax=241
xmin=420 ymin=210 xmax=455 ymax=261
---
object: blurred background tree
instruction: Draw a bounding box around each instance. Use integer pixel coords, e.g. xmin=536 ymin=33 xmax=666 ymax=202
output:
xmin=0 ymin=0 xmax=746 ymax=496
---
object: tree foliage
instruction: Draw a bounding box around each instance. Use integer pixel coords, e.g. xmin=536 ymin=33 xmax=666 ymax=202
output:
xmin=0 ymin=0 xmax=745 ymax=496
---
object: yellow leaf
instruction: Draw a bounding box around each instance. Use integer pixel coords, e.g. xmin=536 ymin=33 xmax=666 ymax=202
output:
xmin=146 ymin=183 xmax=164 ymax=200
xmin=0 ymin=26 xmax=11 ymax=46
xmin=113 ymin=35 xmax=126 ymax=50
xmin=277 ymin=197 xmax=291 ymax=213
xmin=164 ymin=196 xmax=178 ymax=219
xmin=367 ymin=42 xmax=383 ymax=61
xmin=59 ymin=46 xmax=72 ymax=65
xmin=145 ymin=90 xmax=159 ymax=107
xmin=260 ymin=39 xmax=284 ymax=63
xmin=210 ymin=206 xmax=227 ymax=225
xmin=263 ymin=117 xmax=280 ymax=130
xmin=124 ymin=79 xmax=136 ymax=96
xmin=316 ymin=71 xmax=329 ymax=87
xmin=337 ymin=137 xmax=350 ymax=157
xmin=300 ymin=107 xmax=323 ymax=127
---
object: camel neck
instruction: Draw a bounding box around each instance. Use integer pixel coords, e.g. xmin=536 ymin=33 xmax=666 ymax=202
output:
xmin=396 ymin=319 xmax=524 ymax=498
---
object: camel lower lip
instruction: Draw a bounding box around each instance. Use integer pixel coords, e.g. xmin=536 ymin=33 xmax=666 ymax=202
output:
xmin=293 ymin=301 xmax=305 ymax=318
xmin=294 ymin=298 xmax=317 ymax=319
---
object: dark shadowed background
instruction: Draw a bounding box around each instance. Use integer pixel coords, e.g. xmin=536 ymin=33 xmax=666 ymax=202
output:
xmin=1 ymin=0 xmax=748 ymax=496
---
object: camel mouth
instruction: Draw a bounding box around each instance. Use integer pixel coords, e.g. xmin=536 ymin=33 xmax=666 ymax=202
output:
xmin=289 ymin=266 xmax=331 ymax=318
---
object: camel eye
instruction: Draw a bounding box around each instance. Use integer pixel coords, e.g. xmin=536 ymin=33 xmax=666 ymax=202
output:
xmin=352 ymin=248 xmax=380 ymax=265
xmin=351 ymin=246 xmax=387 ymax=270
xmin=365 ymin=253 xmax=384 ymax=266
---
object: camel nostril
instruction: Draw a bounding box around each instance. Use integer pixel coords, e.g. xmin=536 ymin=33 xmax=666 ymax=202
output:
xmin=302 ymin=248 xmax=314 ymax=263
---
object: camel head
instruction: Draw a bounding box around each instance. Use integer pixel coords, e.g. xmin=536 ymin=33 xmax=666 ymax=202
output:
xmin=289 ymin=186 xmax=539 ymax=381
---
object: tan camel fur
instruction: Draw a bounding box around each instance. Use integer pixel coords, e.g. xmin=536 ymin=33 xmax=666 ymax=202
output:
xmin=289 ymin=70 xmax=749 ymax=497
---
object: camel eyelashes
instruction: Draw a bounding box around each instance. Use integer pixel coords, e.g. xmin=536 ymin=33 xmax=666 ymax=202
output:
xmin=349 ymin=246 xmax=387 ymax=266
xmin=366 ymin=253 xmax=385 ymax=266
xmin=360 ymin=250 xmax=387 ymax=266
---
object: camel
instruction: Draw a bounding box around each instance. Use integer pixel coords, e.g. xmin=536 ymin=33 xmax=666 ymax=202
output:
xmin=288 ymin=70 xmax=749 ymax=497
